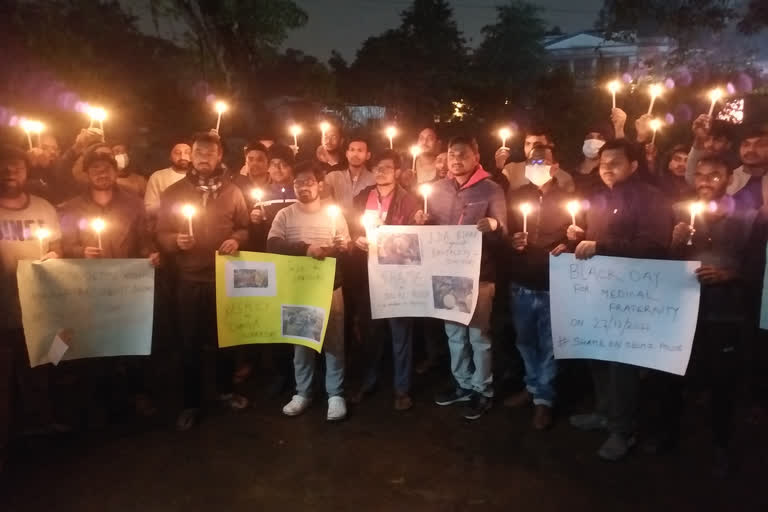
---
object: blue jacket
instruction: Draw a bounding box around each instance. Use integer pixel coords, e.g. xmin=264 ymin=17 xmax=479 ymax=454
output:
xmin=429 ymin=165 xmax=508 ymax=282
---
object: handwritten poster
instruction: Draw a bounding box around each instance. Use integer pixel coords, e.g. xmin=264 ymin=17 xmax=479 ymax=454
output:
xmin=549 ymin=254 xmax=701 ymax=375
xmin=17 ymin=259 xmax=155 ymax=367
xmin=216 ymin=252 xmax=336 ymax=353
xmin=367 ymin=226 xmax=482 ymax=325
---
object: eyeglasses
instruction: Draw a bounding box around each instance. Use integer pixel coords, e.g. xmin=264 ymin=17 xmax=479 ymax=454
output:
xmin=294 ymin=178 xmax=318 ymax=187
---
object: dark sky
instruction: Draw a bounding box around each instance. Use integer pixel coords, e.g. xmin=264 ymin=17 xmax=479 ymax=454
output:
xmin=283 ymin=0 xmax=604 ymax=61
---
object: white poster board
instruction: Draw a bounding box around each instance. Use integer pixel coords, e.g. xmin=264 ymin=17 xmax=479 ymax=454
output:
xmin=549 ymin=254 xmax=701 ymax=375
xmin=368 ymin=226 xmax=482 ymax=325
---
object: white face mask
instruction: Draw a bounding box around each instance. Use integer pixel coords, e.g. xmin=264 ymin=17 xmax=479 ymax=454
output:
xmin=582 ymin=139 xmax=605 ymax=159
xmin=115 ymin=153 xmax=129 ymax=170
xmin=525 ymin=164 xmax=552 ymax=187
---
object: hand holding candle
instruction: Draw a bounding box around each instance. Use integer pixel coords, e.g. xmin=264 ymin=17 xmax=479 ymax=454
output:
xmin=649 ymin=118 xmax=663 ymax=145
xmin=499 ymin=128 xmax=511 ymax=149
xmin=385 ymin=126 xmax=397 ymax=150
xmin=35 ymin=227 xmax=50 ymax=259
xmin=320 ymin=121 xmax=330 ymax=143
xmin=707 ymin=88 xmax=723 ymax=117
xmin=647 ymin=83 xmax=663 ymax=115
xmin=688 ymin=201 xmax=704 ymax=245
xmin=410 ymin=145 xmax=422 ymax=173
xmin=181 ymin=204 xmax=196 ymax=237
xmin=327 ymin=204 xmax=340 ymax=239
xmin=520 ymin=202 xmax=532 ymax=233
xmin=91 ymin=218 xmax=105 ymax=250
xmin=566 ymin=200 xmax=580 ymax=227
xmin=87 ymin=107 xmax=107 ymax=141
xmin=418 ymin=183 xmax=432 ymax=215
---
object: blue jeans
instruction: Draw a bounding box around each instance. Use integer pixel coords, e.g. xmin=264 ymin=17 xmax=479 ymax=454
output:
xmin=509 ymin=284 xmax=557 ymax=407
xmin=360 ymin=318 xmax=414 ymax=394
xmin=294 ymin=288 xmax=345 ymax=398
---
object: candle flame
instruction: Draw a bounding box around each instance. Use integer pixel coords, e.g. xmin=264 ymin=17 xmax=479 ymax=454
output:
xmin=410 ymin=145 xmax=422 ymax=158
xmin=419 ymin=183 xmax=433 ymax=198
xmin=251 ymin=189 xmax=263 ymax=201
xmin=91 ymin=218 xmax=105 ymax=233
xmin=566 ymin=200 xmax=580 ymax=215
xmin=289 ymin=124 xmax=302 ymax=137
xmin=181 ymin=204 xmax=196 ymax=219
xmin=708 ymin=88 xmax=723 ymax=102
xmin=499 ymin=128 xmax=511 ymax=141
xmin=385 ymin=126 xmax=397 ymax=138
xmin=320 ymin=121 xmax=330 ymax=133
xmin=519 ymin=203 xmax=532 ymax=215
xmin=35 ymin=227 xmax=51 ymax=240
xmin=326 ymin=204 xmax=340 ymax=218
xmin=649 ymin=83 xmax=664 ymax=98
xmin=214 ymin=101 xmax=228 ymax=114
xmin=21 ymin=119 xmax=45 ymax=134
xmin=649 ymin=118 xmax=663 ymax=131
xmin=88 ymin=106 xmax=107 ymax=122
xmin=689 ymin=202 xmax=704 ymax=215
xmin=607 ymin=80 xmax=621 ymax=94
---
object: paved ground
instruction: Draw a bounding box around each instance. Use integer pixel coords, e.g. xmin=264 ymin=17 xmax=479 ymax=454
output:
xmin=2 ymin=365 xmax=767 ymax=511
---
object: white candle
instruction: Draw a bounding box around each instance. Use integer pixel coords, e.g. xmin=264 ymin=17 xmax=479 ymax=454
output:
xmin=688 ymin=201 xmax=704 ymax=246
xmin=20 ymin=120 xmax=34 ymax=149
xmin=251 ymin=188 xmax=265 ymax=214
xmin=707 ymin=88 xmax=723 ymax=117
xmin=419 ymin=184 xmax=432 ymax=215
xmin=91 ymin=218 xmax=105 ymax=250
xmin=88 ymin=107 xmax=107 ymax=141
xmin=361 ymin=212 xmax=376 ymax=243
xmin=214 ymin=101 xmax=228 ymax=132
xmin=181 ymin=204 xmax=196 ymax=237
xmin=410 ymin=145 xmax=421 ymax=173
xmin=648 ymin=84 xmax=663 ymax=115
xmin=35 ymin=227 xmax=50 ymax=259
xmin=320 ymin=121 xmax=330 ymax=143
xmin=290 ymin=124 xmax=302 ymax=147
xmin=566 ymin=200 xmax=580 ymax=227
xmin=520 ymin=203 xmax=532 ymax=233
xmin=650 ymin=118 xmax=662 ymax=145
xmin=607 ymin=80 xmax=620 ymax=110
xmin=499 ymin=128 xmax=511 ymax=149
xmin=327 ymin=204 xmax=340 ymax=239
xmin=385 ymin=126 xmax=397 ymax=150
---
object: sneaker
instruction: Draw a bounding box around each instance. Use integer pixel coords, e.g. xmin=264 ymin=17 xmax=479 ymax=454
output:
xmin=327 ymin=396 xmax=347 ymax=422
xmin=503 ymin=390 xmax=532 ymax=408
xmin=435 ymin=387 xmax=473 ymax=406
xmin=569 ymin=413 xmax=608 ymax=432
xmin=463 ymin=393 xmax=492 ymax=420
xmin=176 ymin=408 xmax=200 ymax=432
xmin=532 ymin=404 xmax=553 ymax=430
xmin=282 ymin=395 xmax=312 ymax=417
xmin=394 ymin=392 xmax=413 ymax=411
xmin=597 ymin=433 xmax=636 ymax=461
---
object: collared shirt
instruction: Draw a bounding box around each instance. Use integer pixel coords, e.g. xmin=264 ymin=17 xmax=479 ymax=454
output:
xmin=324 ymin=168 xmax=376 ymax=213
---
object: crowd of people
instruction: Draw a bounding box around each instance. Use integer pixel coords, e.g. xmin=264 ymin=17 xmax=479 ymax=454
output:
xmin=1 ymin=103 xmax=768 ymax=476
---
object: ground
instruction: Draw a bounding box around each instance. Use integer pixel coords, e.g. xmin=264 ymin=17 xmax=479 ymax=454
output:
xmin=1 ymin=365 xmax=767 ymax=511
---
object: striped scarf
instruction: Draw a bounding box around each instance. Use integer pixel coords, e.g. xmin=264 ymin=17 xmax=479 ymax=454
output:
xmin=188 ymin=167 xmax=224 ymax=206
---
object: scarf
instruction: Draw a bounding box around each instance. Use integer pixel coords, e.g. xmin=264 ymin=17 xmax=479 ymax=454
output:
xmin=188 ymin=167 xmax=224 ymax=206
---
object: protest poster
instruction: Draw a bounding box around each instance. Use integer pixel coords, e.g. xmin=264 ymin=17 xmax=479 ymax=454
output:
xmin=367 ymin=225 xmax=482 ymax=325
xmin=17 ymin=259 xmax=155 ymax=367
xmin=549 ymin=254 xmax=701 ymax=375
xmin=216 ymin=251 xmax=336 ymax=353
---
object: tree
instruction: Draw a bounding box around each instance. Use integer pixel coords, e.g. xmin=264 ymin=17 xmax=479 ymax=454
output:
xmin=738 ymin=0 xmax=768 ymax=34
xmin=470 ymin=1 xmax=548 ymax=114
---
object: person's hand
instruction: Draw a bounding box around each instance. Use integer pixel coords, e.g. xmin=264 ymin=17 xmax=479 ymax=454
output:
xmin=511 ymin=232 xmax=528 ymax=252
xmin=148 ymin=252 xmax=160 ymax=267
xmin=289 ymin=144 xmax=299 ymax=156
xmin=307 ymin=244 xmax=326 ymax=260
xmin=218 ymin=239 xmax=239 ymax=255
xmin=695 ymin=265 xmax=733 ymax=285
xmin=40 ymin=251 xmax=59 ymax=262
xmin=177 ymin=233 xmax=195 ymax=251
xmin=27 ymin=147 xmax=46 ymax=167
xmin=550 ymin=243 xmax=568 ymax=256
xmin=692 ymin=114 xmax=711 ymax=148
xmin=495 ymin=147 xmax=511 ymax=170
xmin=611 ymin=108 xmax=628 ymax=138
xmin=83 ymin=246 xmax=103 ymax=259
xmin=567 ymin=225 xmax=585 ymax=242
xmin=413 ymin=210 xmax=428 ymax=225
xmin=477 ymin=217 xmax=499 ymax=233
xmin=575 ymin=240 xmax=597 ymax=260
xmin=671 ymin=222 xmax=693 ymax=247
xmin=250 ymin=208 xmax=266 ymax=224
xmin=635 ymin=114 xmax=653 ymax=143
xmin=73 ymin=129 xmax=102 ymax=153
xmin=645 ymin=142 xmax=658 ymax=162
xmin=331 ymin=235 xmax=348 ymax=253
xmin=354 ymin=236 xmax=369 ymax=252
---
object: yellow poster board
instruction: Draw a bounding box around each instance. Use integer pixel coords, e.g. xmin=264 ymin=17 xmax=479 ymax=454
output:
xmin=215 ymin=252 xmax=336 ymax=352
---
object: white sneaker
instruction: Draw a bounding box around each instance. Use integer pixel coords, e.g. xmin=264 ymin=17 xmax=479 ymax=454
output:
xmin=327 ymin=396 xmax=347 ymax=422
xmin=282 ymin=395 xmax=311 ymax=417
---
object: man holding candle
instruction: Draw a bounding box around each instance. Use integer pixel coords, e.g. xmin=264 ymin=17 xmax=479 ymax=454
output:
xmin=347 ymin=150 xmax=423 ymax=410
xmin=504 ymin=144 xmax=574 ymax=430
xmin=423 ymin=136 xmax=507 ymax=420
xmin=565 ymin=138 xmax=673 ymax=461
xmin=266 ymin=161 xmax=350 ymax=421
xmin=324 ymin=136 xmax=375 ymax=213
xmin=0 ymin=145 xmax=61 ymax=464
xmin=156 ymin=132 xmax=250 ymax=431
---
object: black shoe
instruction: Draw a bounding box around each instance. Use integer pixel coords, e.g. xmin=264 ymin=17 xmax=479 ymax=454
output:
xmin=434 ymin=387 xmax=473 ymax=406
xmin=463 ymin=393 xmax=492 ymax=420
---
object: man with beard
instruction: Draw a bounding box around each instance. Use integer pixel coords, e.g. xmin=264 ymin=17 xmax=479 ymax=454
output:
xmin=156 ymin=132 xmax=249 ymax=431
xmin=0 ymin=145 xmax=61 ymax=470
xmin=144 ymin=143 xmax=192 ymax=217
xmin=324 ymin=137 xmax=375 ymax=214
xmin=656 ymin=144 xmax=694 ymax=203
xmin=415 ymin=127 xmax=441 ymax=184
xmin=267 ymin=161 xmax=349 ymax=422
xmin=314 ymin=120 xmax=346 ymax=174
xmin=58 ymin=151 xmax=158 ymax=427
xmin=726 ymin=126 xmax=768 ymax=211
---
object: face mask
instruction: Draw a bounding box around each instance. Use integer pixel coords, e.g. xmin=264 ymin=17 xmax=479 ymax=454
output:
xmin=583 ymin=139 xmax=605 ymax=159
xmin=525 ymin=164 xmax=552 ymax=187
xmin=115 ymin=153 xmax=129 ymax=170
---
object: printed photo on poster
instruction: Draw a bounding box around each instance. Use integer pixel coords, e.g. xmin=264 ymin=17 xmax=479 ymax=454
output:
xmin=377 ymin=233 xmax=422 ymax=265
xmin=432 ymin=276 xmax=473 ymax=314
xmin=281 ymin=305 xmax=325 ymax=344
xmin=226 ymin=261 xmax=277 ymax=297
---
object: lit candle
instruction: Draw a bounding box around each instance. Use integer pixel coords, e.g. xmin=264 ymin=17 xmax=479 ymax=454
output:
xmin=410 ymin=145 xmax=422 ymax=173
xmin=520 ymin=203 xmax=532 ymax=233
xmin=361 ymin=212 xmax=376 ymax=243
xmin=281 ymin=187 xmax=286 ymax=203
xmin=88 ymin=107 xmax=107 ymax=141
xmin=214 ymin=101 xmax=228 ymax=133
xmin=290 ymin=124 xmax=302 ymax=147
xmin=418 ymin=183 xmax=432 ymax=215
xmin=707 ymin=88 xmax=723 ymax=117
xmin=32 ymin=121 xmax=45 ymax=147
xmin=327 ymin=204 xmax=340 ymax=239
xmin=320 ymin=121 xmax=330 ymax=143
xmin=35 ymin=227 xmax=50 ymax=259
xmin=91 ymin=218 xmax=105 ymax=250
xmin=20 ymin=119 xmax=34 ymax=149
xmin=607 ymin=80 xmax=621 ymax=109
xmin=649 ymin=118 xmax=662 ymax=145
xmin=181 ymin=204 xmax=196 ymax=237
xmin=688 ymin=201 xmax=704 ymax=246
xmin=385 ymin=126 xmax=397 ymax=150
xmin=499 ymin=128 xmax=511 ymax=149
xmin=566 ymin=200 xmax=580 ymax=227
xmin=251 ymin=188 xmax=265 ymax=214
xmin=647 ymin=83 xmax=663 ymax=115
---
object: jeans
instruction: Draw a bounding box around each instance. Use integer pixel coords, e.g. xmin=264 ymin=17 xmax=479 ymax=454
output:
xmin=360 ymin=317 xmax=414 ymax=394
xmin=509 ymin=285 xmax=557 ymax=406
xmin=295 ymin=287 xmax=345 ymax=398
xmin=444 ymin=282 xmax=495 ymax=397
